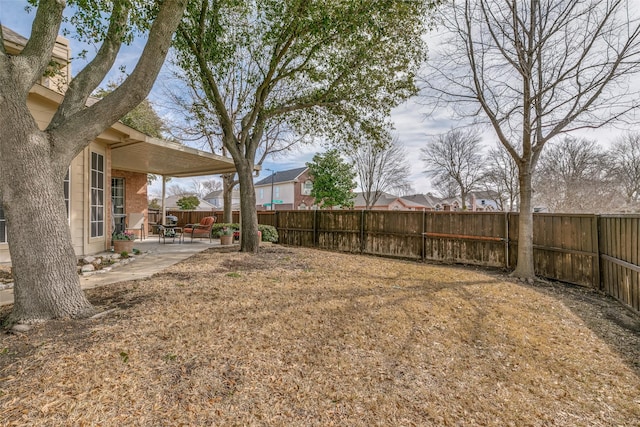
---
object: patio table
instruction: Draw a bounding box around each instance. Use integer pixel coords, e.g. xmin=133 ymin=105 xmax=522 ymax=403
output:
xmin=158 ymin=225 xmax=183 ymax=244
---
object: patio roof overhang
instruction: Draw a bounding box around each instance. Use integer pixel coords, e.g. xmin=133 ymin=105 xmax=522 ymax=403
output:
xmin=106 ymin=123 xmax=238 ymax=178
xmin=27 ymin=83 xmax=240 ymax=178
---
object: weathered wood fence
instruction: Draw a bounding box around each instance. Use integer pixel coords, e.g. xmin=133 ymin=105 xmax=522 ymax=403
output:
xmin=263 ymin=210 xmax=639 ymax=314
xmin=149 ymin=209 xmax=241 ymax=226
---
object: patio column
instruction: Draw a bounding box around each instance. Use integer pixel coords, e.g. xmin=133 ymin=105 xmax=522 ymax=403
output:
xmin=161 ymin=175 xmax=167 ymax=226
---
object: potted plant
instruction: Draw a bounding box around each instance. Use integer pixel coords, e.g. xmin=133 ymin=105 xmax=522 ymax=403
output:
xmin=219 ymin=227 xmax=234 ymax=245
xmin=112 ymin=231 xmax=136 ymax=253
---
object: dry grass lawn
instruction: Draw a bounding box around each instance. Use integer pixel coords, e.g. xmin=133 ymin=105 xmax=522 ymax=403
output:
xmin=1 ymin=246 xmax=639 ymax=426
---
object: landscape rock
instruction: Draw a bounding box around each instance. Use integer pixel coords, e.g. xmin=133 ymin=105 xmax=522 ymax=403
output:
xmin=11 ymin=324 xmax=31 ymax=333
xmin=83 ymin=256 xmax=96 ymax=264
xmin=81 ymin=264 xmax=95 ymax=273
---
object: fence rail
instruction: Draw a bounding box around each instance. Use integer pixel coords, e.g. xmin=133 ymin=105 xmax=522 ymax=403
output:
xmin=260 ymin=210 xmax=639 ymax=314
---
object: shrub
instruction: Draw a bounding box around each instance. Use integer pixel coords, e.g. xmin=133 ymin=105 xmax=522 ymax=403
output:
xmin=176 ymin=195 xmax=200 ymax=210
xmin=212 ymin=223 xmax=239 ymax=238
xmin=212 ymin=223 xmax=278 ymax=242
xmin=258 ymin=224 xmax=278 ymax=242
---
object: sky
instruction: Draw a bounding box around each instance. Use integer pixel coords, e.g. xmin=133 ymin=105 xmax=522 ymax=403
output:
xmin=1 ymin=1 xmax=635 ymax=199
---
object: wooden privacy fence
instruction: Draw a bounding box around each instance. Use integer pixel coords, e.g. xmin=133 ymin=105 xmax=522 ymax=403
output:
xmin=149 ymin=209 xmax=243 ymax=227
xmin=264 ymin=210 xmax=640 ymax=314
xmin=599 ymin=215 xmax=640 ymax=314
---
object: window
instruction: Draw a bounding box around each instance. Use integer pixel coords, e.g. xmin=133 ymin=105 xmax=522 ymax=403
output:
xmin=90 ymin=152 xmax=105 ymax=238
xmin=302 ymin=180 xmax=313 ymax=195
xmin=259 ymin=188 xmax=264 ymax=200
xmin=64 ymin=168 xmax=70 ymax=221
xmin=274 ymin=186 xmax=280 ymax=198
xmin=0 ymin=204 xmax=5 ymax=243
xmin=111 ymin=177 xmax=125 ymax=233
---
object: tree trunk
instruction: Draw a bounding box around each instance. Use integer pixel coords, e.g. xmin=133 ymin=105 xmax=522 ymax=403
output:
xmin=236 ymin=162 xmax=260 ymax=253
xmin=512 ymin=167 xmax=535 ymax=279
xmin=222 ymin=173 xmax=234 ymax=224
xmin=1 ymin=121 xmax=94 ymax=323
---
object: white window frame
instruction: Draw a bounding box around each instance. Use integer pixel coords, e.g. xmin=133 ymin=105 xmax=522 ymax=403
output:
xmin=302 ymin=180 xmax=313 ymax=196
xmin=90 ymin=152 xmax=105 ymax=238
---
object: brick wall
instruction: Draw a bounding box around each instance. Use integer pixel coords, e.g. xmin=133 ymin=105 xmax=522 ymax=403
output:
xmin=112 ymin=169 xmax=148 ymax=238
xmin=293 ymin=169 xmax=315 ymax=209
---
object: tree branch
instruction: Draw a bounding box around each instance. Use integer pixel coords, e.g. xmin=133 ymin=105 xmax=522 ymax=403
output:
xmin=51 ymin=0 xmax=187 ymax=160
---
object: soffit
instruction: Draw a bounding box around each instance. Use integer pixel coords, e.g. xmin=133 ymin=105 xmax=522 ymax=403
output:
xmin=110 ymin=138 xmax=237 ymax=178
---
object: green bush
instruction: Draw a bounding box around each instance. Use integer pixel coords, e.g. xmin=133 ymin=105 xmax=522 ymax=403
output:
xmin=211 ymin=223 xmax=278 ymax=242
xmin=212 ymin=223 xmax=239 ymax=238
xmin=258 ymin=224 xmax=278 ymax=242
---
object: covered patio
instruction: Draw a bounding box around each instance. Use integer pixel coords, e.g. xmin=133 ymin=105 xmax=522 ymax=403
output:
xmin=106 ymin=122 xmax=237 ymax=238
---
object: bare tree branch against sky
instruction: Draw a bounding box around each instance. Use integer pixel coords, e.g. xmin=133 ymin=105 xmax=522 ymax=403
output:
xmin=3 ymin=0 xmax=640 ymax=200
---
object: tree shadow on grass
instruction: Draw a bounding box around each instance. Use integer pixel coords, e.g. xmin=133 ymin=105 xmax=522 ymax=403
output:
xmin=512 ymin=276 xmax=640 ymax=377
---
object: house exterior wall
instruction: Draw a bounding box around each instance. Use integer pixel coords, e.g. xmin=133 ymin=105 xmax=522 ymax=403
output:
xmin=279 ymin=183 xmax=295 ymax=207
xmin=204 ymin=191 xmax=240 ymax=209
xmin=255 ymin=182 xmax=295 ymax=210
xmin=473 ymin=198 xmax=499 ymax=211
xmin=387 ymin=199 xmax=407 ymax=211
xmin=112 ymin=169 xmax=149 ymax=238
xmin=0 ymin=89 xmax=126 ymax=262
xmin=255 ymin=169 xmax=316 ymax=210
xmin=293 ymin=169 xmax=315 ymax=209
xmin=84 ymin=142 xmax=110 ymax=256
xmin=255 ymin=184 xmax=270 ymax=208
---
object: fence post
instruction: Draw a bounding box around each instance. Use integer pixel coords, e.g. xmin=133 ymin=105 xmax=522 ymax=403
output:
xmin=594 ymin=215 xmax=602 ymax=290
xmin=313 ymin=209 xmax=318 ymax=247
xmin=421 ymin=210 xmax=426 ymax=262
xmin=504 ymin=212 xmax=510 ymax=269
xmin=360 ymin=210 xmax=365 ymax=254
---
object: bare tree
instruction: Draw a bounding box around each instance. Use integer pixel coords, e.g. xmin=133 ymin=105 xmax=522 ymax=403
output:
xmin=166 ymin=178 xmax=222 ymax=200
xmin=433 ymin=176 xmax=460 ymax=200
xmin=197 ymin=179 xmax=224 ymax=199
xmin=424 ymin=0 xmax=640 ymax=278
xmin=421 ymin=128 xmax=484 ymax=209
xmin=481 ymin=145 xmax=519 ymax=211
xmin=162 ymin=64 xmax=303 ymax=223
xmin=533 ymin=136 xmax=615 ymax=213
xmin=166 ymin=184 xmax=194 ymax=198
xmin=609 ymin=132 xmax=640 ymax=211
xmin=349 ymin=136 xmax=413 ymax=209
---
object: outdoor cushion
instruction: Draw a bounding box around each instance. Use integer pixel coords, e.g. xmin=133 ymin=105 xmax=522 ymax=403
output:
xmin=184 ymin=216 xmax=216 ymax=242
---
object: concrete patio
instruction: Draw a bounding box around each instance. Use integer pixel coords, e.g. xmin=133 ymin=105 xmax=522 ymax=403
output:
xmin=0 ymin=237 xmax=229 ymax=306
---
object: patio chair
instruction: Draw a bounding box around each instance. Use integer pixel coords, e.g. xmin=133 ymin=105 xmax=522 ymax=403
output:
xmin=183 ymin=216 xmax=216 ymax=243
xmin=125 ymin=213 xmax=145 ymax=241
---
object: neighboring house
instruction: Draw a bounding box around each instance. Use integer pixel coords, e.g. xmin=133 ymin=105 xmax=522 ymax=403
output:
xmin=402 ymin=193 xmax=443 ymax=211
xmin=254 ymin=167 xmax=315 ymax=210
xmin=0 ymin=27 xmax=236 ymax=263
xmin=353 ymin=192 xmax=431 ymax=211
xmin=164 ymin=195 xmax=217 ymax=211
xmin=404 ymin=191 xmax=502 ymax=212
xmin=203 ymin=189 xmax=241 ymax=210
xmin=469 ymin=190 xmax=501 ymax=211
